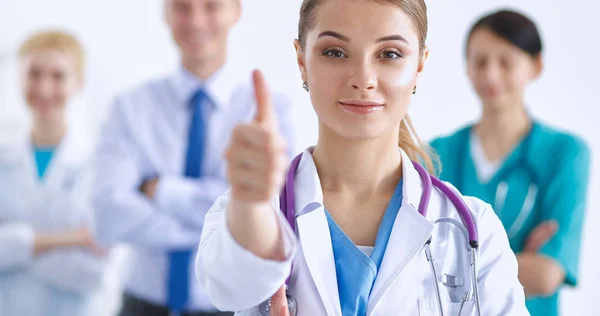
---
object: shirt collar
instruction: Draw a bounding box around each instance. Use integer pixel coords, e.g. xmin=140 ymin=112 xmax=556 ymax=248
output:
xmin=0 ymin=128 xmax=90 ymax=168
xmin=169 ymin=61 xmax=239 ymax=109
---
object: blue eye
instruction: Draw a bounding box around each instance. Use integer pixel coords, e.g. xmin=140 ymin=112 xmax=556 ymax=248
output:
xmin=380 ymin=49 xmax=403 ymax=60
xmin=323 ymin=48 xmax=347 ymax=59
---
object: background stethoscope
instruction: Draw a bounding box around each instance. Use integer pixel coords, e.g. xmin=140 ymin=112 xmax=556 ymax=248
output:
xmin=258 ymin=153 xmax=483 ymax=316
xmin=456 ymin=123 xmax=540 ymax=240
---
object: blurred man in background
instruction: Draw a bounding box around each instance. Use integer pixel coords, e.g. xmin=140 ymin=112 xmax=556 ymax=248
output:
xmin=92 ymin=1 xmax=296 ymax=315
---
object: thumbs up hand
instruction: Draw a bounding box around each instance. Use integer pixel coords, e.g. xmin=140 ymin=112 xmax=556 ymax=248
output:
xmin=225 ymin=70 xmax=288 ymax=204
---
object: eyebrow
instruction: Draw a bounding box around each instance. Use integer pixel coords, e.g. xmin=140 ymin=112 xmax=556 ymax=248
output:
xmin=317 ymin=31 xmax=350 ymax=42
xmin=317 ymin=31 xmax=409 ymax=45
xmin=376 ymin=35 xmax=409 ymax=44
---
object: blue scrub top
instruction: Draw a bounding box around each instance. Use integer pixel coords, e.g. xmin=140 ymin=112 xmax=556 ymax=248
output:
xmin=34 ymin=147 xmax=56 ymax=179
xmin=325 ymin=179 xmax=403 ymax=316
xmin=431 ymin=121 xmax=591 ymax=316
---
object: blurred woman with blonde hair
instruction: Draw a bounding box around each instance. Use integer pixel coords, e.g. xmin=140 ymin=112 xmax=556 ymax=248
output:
xmin=0 ymin=29 xmax=107 ymax=316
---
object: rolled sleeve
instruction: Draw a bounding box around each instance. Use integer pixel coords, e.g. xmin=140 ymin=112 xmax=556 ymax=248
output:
xmin=154 ymin=175 xmax=229 ymax=230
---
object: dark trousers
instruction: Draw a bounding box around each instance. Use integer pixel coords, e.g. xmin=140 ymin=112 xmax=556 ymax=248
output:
xmin=118 ymin=293 xmax=234 ymax=316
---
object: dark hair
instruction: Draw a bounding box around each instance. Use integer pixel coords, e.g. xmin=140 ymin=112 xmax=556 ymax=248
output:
xmin=466 ymin=9 xmax=542 ymax=57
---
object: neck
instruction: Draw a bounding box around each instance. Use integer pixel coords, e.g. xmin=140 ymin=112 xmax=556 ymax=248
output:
xmin=312 ymin=124 xmax=402 ymax=196
xmin=31 ymin=120 xmax=66 ymax=148
xmin=475 ymin=102 xmax=531 ymax=160
xmin=181 ymin=51 xmax=227 ymax=80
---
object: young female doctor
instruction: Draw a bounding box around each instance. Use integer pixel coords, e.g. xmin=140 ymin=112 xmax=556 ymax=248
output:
xmin=196 ymin=1 xmax=529 ymax=315
xmin=0 ymin=30 xmax=107 ymax=316
xmin=430 ymin=10 xmax=591 ymax=316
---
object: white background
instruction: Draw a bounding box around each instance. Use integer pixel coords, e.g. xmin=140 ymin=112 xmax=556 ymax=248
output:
xmin=0 ymin=0 xmax=598 ymax=315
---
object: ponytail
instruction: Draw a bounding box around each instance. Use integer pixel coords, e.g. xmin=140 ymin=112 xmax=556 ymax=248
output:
xmin=398 ymin=115 xmax=439 ymax=174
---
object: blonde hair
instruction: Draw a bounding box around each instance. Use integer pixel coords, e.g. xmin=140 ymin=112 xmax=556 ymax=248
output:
xmin=298 ymin=0 xmax=438 ymax=173
xmin=399 ymin=116 xmax=438 ymax=174
xmin=18 ymin=30 xmax=85 ymax=76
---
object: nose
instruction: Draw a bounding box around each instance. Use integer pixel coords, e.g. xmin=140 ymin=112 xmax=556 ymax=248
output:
xmin=36 ymin=77 xmax=53 ymax=99
xmin=348 ymin=60 xmax=377 ymax=91
xmin=481 ymin=62 xmax=502 ymax=85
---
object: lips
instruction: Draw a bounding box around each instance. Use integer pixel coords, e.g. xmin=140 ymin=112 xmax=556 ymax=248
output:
xmin=339 ymin=99 xmax=383 ymax=106
xmin=30 ymin=98 xmax=54 ymax=111
xmin=338 ymin=100 xmax=384 ymax=115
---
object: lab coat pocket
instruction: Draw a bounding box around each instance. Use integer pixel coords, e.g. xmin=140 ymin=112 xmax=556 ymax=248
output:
xmin=418 ymin=297 xmax=475 ymax=316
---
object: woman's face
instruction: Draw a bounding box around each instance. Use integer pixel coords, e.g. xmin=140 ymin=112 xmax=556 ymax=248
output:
xmin=295 ymin=0 xmax=426 ymax=141
xmin=20 ymin=49 xmax=81 ymax=125
xmin=467 ymin=28 xmax=542 ymax=113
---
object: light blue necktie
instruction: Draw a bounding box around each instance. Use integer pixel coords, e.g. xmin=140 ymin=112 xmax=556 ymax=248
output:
xmin=167 ymin=88 xmax=207 ymax=311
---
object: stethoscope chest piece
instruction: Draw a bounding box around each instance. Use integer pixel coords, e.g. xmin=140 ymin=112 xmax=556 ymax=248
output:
xmin=258 ymin=289 xmax=298 ymax=316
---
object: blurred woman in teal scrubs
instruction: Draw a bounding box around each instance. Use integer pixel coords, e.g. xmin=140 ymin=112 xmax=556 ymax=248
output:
xmin=431 ymin=9 xmax=591 ymax=316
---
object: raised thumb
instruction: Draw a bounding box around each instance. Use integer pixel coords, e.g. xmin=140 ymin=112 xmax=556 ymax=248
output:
xmin=252 ymin=69 xmax=275 ymax=127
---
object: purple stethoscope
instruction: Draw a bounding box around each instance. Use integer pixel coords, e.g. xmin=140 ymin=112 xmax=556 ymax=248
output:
xmin=259 ymin=153 xmax=482 ymax=316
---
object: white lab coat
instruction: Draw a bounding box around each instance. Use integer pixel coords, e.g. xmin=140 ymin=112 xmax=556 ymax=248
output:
xmin=196 ymin=148 xmax=530 ymax=316
xmin=0 ymin=131 xmax=107 ymax=316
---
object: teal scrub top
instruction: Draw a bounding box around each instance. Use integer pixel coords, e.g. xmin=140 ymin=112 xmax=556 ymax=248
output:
xmin=430 ymin=121 xmax=591 ymax=316
xmin=325 ymin=179 xmax=403 ymax=316
xmin=34 ymin=147 xmax=56 ymax=179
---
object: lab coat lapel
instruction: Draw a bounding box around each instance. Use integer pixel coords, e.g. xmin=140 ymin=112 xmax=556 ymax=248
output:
xmin=367 ymin=150 xmax=434 ymax=314
xmin=0 ymin=137 xmax=41 ymax=222
xmin=0 ymin=138 xmax=38 ymax=189
xmin=297 ymin=209 xmax=342 ymax=316
xmin=43 ymin=130 xmax=90 ymax=191
xmin=294 ymin=150 xmax=342 ymax=316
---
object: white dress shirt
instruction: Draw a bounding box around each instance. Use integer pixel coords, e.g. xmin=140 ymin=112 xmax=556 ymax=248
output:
xmin=92 ymin=62 xmax=296 ymax=311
